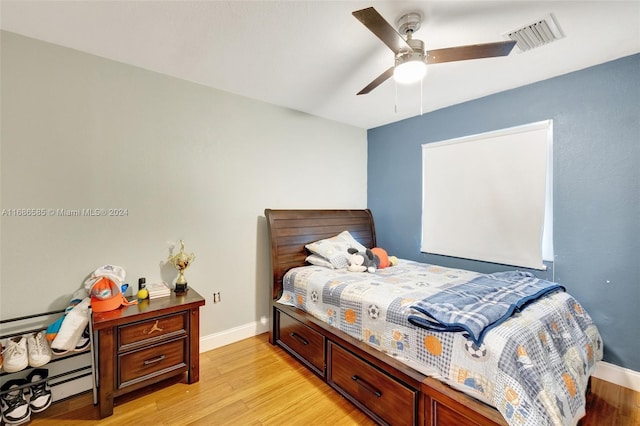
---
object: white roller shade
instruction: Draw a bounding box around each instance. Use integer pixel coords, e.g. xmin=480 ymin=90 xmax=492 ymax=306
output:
xmin=421 ymin=120 xmax=553 ymax=270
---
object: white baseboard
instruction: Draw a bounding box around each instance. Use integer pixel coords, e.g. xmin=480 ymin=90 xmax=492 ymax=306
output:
xmin=592 ymin=360 xmax=640 ymax=392
xmin=199 ymin=320 xmax=270 ymax=353
xmin=51 ymin=374 xmax=93 ymax=402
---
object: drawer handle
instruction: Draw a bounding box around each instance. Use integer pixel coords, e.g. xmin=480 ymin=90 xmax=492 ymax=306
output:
xmin=289 ymin=332 xmax=309 ymax=346
xmin=143 ymin=355 xmax=166 ymax=366
xmin=143 ymin=320 xmax=164 ymax=335
xmin=351 ymin=375 xmax=382 ymax=398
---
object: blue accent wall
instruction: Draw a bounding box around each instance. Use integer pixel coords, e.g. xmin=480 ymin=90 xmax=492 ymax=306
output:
xmin=368 ymin=54 xmax=640 ymax=371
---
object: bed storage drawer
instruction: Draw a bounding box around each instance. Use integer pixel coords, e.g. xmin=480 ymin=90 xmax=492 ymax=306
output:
xmin=328 ymin=342 xmax=417 ymax=425
xmin=276 ymin=310 xmax=325 ymax=376
xmin=432 ymin=399 xmax=484 ymax=426
xmin=422 ymin=378 xmax=507 ymax=426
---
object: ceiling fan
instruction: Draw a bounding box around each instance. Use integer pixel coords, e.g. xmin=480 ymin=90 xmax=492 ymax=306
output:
xmin=353 ymin=7 xmax=516 ymax=95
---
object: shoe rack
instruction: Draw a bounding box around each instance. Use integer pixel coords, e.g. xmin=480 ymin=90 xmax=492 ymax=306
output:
xmin=0 ymin=308 xmax=97 ymax=418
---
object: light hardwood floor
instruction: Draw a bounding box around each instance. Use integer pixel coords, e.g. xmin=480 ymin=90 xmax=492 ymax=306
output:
xmin=31 ymin=333 xmax=639 ymax=425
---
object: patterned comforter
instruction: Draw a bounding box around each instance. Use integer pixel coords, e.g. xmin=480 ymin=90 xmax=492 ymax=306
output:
xmin=277 ymin=260 xmax=602 ymax=426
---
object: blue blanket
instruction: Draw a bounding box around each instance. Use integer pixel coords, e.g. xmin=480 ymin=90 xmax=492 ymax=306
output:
xmin=408 ymin=271 xmax=564 ymax=345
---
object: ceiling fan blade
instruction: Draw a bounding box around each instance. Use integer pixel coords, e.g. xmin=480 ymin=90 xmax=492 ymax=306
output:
xmin=357 ymin=67 xmax=394 ymax=95
xmin=426 ymin=40 xmax=516 ymax=64
xmin=353 ymin=7 xmax=412 ymax=54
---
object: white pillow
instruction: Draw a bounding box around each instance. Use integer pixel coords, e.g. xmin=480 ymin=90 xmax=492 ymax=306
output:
xmin=305 ymin=231 xmax=367 ymax=269
xmin=305 ymin=254 xmax=336 ymax=269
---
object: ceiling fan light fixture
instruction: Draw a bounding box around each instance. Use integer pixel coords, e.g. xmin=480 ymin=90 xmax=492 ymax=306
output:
xmin=394 ymin=53 xmax=427 ymax=84
xmin=353 ymin=7 xmax=516 ymax=95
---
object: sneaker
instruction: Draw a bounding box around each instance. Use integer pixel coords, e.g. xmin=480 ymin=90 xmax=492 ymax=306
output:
xmin=2 ymin=337 xmax=28 ymax=373
xmin=51 ymin=347 xmax=69 ymax=356
xmin=73 ymin=325 xmax=91 ymax=352
xmin=27 ymin=331 xmax=52 ymax=367
xmin=0 ymin=379 xmax=31 ymax=425
xmin=25 ymin=369 xmax=52 ymax=413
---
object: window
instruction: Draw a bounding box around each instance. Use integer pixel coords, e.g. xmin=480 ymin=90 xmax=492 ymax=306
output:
xmin=421 ymin=120 xmax=553 ymax=270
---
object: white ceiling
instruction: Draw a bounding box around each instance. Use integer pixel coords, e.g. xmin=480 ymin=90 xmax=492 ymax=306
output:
xmin=1 ymin=1 xmax=639 ymax=129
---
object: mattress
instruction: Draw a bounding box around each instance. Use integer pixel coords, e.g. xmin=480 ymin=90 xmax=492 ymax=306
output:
xmin=277 ymin=259 xmax=603 ymax=426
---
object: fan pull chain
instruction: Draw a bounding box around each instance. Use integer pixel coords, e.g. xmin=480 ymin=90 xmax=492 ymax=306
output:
xmin=420 ymin=78 xmax=424 ymax=115
xmin=394 ymin=80 xmax=398 ymax=113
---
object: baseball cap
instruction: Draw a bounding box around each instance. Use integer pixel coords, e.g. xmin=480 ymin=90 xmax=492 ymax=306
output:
xmin=84 ymin=265 xmax=137 ymax=312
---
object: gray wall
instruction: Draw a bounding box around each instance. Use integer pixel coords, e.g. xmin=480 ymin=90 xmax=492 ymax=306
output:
xmin=0 ymin=31 xmax=367 ymax=336
xmin=368 ymin=54 xmax=640 ymax=371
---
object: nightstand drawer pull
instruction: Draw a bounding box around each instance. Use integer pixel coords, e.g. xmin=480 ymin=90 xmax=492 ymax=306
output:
xmin=289 ymin=332 xmax=309 ymax=345
xmin=143 ymin=320 xmax=164 ymax=335
xmin=143 ymin=355 xmax=166 ymax=365
xmin=351 ymin=375 xmax=382 ymax=397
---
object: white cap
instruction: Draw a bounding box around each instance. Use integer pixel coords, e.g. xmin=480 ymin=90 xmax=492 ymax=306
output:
xmin=84 ymin=264 xmax=126 ymax=290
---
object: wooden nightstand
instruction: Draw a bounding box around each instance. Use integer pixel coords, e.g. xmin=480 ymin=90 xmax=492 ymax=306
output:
xmin=92 ymin=289 xmax=205 ymax=418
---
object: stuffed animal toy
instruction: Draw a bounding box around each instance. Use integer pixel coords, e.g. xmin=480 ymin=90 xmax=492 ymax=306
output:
xmin=347 ymin=248 xmax=380 ymax=273
xmin=370 ymin=247 xmax=399 ymax=269
xmin=371 ymin=248 xmax=389 ymax=268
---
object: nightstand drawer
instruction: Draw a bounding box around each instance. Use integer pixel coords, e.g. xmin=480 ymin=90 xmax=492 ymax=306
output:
xmin=118 ymin=312 xmax=187 ymax=351
xmin=277 ymin=310 xmax=325 ymax=375
xmin=118 ymin=338 xmax=188 ymax=388
xmin=328 ymin=342 xmax=417 ymax=425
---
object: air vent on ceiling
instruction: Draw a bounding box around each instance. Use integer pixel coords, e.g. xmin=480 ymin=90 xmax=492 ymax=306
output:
xmin=503 ymin=13 xmax=565 ymax=52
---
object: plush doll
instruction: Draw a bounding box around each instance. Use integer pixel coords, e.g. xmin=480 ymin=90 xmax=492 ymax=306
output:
xmin=370 ymin=247 xmax=399 ymax=269
xmin=371 ymin=248 xmax=390 ymax=268
xmin=347 ymin=248 xmax=380 ymax=273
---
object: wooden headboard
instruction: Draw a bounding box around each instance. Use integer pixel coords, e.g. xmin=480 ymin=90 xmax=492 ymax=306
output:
xmin=264 ymin=209 xmax=377 ymax=300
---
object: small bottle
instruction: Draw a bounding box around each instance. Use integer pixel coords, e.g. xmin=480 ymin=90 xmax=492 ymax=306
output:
xmin=137 ymin=277 xmax=148 ymax=300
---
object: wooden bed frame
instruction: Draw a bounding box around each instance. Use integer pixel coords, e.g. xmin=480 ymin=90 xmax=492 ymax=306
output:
xmin=265 ymin=209 xmax=508 ymax=426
